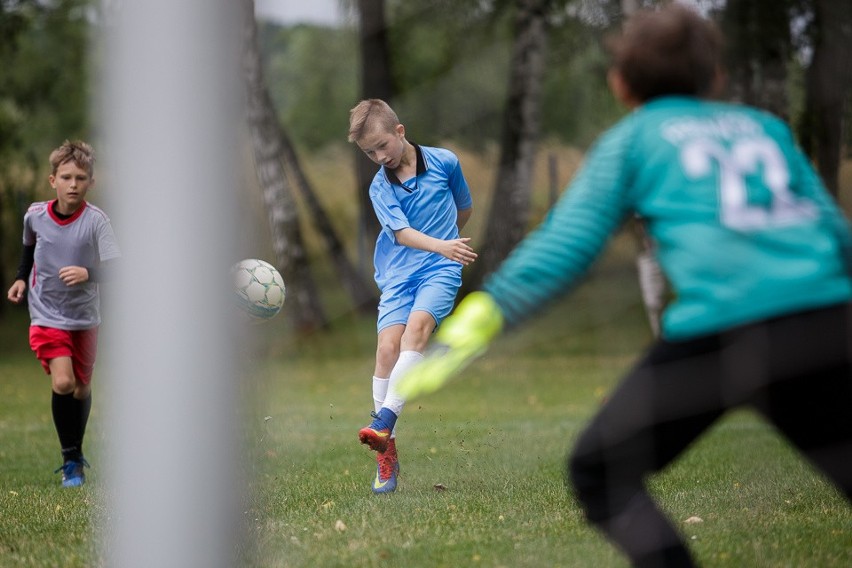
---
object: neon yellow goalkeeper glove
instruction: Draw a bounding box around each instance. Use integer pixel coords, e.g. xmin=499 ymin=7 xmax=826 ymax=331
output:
xmin=397 ymin=291 xmax=504 ymax=400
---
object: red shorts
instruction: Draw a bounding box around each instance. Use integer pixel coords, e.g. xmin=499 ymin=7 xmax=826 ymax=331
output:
xmin=29 ymin=326 xmax=99 ymax=385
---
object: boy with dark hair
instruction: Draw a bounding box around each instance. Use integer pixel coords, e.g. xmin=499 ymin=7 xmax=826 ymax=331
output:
xmin=398 ymin=4 xmax=852 ymax=565
xmin=7 ymin=140 xmax=121 ymax=487
xmin=348 ymin=99 xmax=477 ymax=493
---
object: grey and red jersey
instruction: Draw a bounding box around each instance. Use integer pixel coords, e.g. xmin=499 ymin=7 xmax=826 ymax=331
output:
xmin=22 ymin=200 xmax=121 ymax=330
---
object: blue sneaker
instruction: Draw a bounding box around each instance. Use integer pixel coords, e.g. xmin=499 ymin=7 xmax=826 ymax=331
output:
xmin=55 ymin=458 xmax=89 ymax=487
xmin=372 ymin=438 xmax=399 ymax=494
xmin=358 ymin=408 xmax=398 ymax=453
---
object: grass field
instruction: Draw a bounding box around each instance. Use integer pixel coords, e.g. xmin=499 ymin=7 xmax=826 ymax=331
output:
xmin=1 ymin=239 xmax=850 ymax=567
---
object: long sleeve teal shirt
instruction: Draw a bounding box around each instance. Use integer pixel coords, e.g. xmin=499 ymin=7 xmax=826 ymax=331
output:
xmin=484 ymin=96 xmax=852 ymax=340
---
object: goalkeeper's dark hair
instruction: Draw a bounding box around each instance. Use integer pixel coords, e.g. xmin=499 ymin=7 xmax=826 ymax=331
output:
xmin=605 ymin=3 xmax=724 ymax=103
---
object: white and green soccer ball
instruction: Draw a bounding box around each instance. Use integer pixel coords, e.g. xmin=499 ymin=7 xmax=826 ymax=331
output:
xmin=231 ymin=258 xmax=286 ymax=321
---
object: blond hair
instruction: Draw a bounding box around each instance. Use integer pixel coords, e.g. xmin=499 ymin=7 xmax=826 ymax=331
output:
xmin=348 ymin=99 xmax=400 ymax=142
xmin=49 ymin=140 xmax=95 ymax=176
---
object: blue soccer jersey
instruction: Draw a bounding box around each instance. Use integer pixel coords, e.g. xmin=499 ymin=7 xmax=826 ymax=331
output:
xmin=370 ymin=144 xmax=473 ymax=290
xmin=484 ymin=96 xmax=852 ymax=340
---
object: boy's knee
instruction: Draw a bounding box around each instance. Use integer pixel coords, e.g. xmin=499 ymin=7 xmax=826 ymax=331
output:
xmin=401 ymin=319 xmax=434 ymax=351
xmin=376 ymin=340 xmax=400 ymax=369
xmin=52 ymin=374 xmax=76 ymax=395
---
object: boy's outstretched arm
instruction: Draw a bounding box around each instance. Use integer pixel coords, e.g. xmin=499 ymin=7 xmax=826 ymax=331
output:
xmin=396 ymin=291 xmax=503 ymax=399
xmin=395 ymin=227 xmax=478 ymax=266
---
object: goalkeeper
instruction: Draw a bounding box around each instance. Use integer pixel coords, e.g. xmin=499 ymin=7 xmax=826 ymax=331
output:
xmin=399 ymin=4 xmax=852 ymax=567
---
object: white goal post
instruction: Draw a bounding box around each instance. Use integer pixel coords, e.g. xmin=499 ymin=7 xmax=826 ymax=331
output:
xmin=100 ymin=2 xmax=243 ymax=566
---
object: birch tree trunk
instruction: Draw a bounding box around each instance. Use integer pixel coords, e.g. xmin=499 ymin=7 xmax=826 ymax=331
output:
xmin=240 ymin=0 xmax=326 ymax=331
xmin=469 ymin=0 xmax=549 ymax=288
xmin=278 ymin=128 xmax=378 ymax=312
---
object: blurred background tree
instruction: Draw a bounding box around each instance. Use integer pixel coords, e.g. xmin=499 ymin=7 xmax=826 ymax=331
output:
xmin=1 ymin=0 xmax=850 ymax=326
xmin=0 ymin=0 xmax=93 ymax=318
xmin=241 ymin=0 xmax=327 ymax=331
xmin=235 ymin=0 xmax=852 ymax=324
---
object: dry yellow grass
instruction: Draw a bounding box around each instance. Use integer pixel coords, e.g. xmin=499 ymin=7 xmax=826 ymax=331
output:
xmin=840 ymin=155 xmax=852 ymax=216
xmin=255 ymin=140 xmax=588 ymax=260
xmin=241 ymin=140 xmax=852 ymax=268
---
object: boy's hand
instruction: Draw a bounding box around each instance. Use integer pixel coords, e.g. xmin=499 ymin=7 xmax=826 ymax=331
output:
xmin=437 ymin=237 xmax=477 ymax=266
xmin=7 ymin=280 xmax=26 ymax=303
xmin=59 ymin=266 xmax=89 ymax=286
xmin=397 ymin=291 xmax=503 ymax=400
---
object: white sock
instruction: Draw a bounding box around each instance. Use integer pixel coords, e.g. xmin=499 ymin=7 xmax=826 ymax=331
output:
xmin=372 ymin=376 xmax=396 ymax=438
xmin=382 ymin=350 xmax=424 ymax=417
xmin=372 ymin=376 xmax=389 ymax=414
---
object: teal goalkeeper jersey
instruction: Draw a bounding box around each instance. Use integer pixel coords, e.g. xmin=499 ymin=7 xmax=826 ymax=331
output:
xmin=484 ymin=96 xmax=852 ymax=340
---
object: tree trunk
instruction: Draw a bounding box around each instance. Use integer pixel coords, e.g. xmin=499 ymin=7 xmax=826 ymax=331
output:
xmin=799 ymin=0 xmax=852 ymax=196
xmin=721 ymin=0 xmax=791 ymax=119
xmin=354 ymin=0 xmax=393 ymax=274
xmin=279 ymin=128 xmax=378 ymax=313
xmin=469 ymin=0 xmax=549 ymax=289
xmin=240 ymin=0 xmax=326 ymax=331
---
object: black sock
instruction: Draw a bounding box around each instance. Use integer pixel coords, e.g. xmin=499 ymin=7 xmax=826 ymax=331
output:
xmin=52 ymin=391 xmax=82 ymax=463
xmin=73 ymin=393 xmax=92 ymax=458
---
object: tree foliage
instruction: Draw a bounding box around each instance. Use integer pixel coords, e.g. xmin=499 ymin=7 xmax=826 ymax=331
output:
xmin=259 ymin=0 xmax=628 ymax=152
xmin=0 ymin=0 xmax=93 ymax=318
xmin=260 ymin=22 xmax=359 ymax=150
xmin=0 ymin=0 xmax=92 ymax=170
xmin=2 ymin=0 xmax=851 ymax=321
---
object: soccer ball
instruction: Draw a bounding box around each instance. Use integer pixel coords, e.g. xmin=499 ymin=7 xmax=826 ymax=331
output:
xmin=231 ymin=258 xmax=286 ymax=321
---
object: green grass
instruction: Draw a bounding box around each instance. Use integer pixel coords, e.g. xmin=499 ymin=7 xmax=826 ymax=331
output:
xmin=1 ymin=247 xmax=850 ymax=567
xmin=0 ymin=354 xmax=101 ymax=566
xmin=240 ymin=357 xmax=850 ymax=566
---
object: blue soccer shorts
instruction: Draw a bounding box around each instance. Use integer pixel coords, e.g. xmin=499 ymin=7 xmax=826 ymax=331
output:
xmin=377 ymin=269 xmax=462 ymax=333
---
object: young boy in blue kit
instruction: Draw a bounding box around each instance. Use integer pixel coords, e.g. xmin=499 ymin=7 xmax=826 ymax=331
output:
xmin=7 ymin=140 xmax=121 ymax=487
xmin=348 ymin=99 xmax=477 ymax=493
xmin=398 ymin=5 xmax=852 ymax=565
